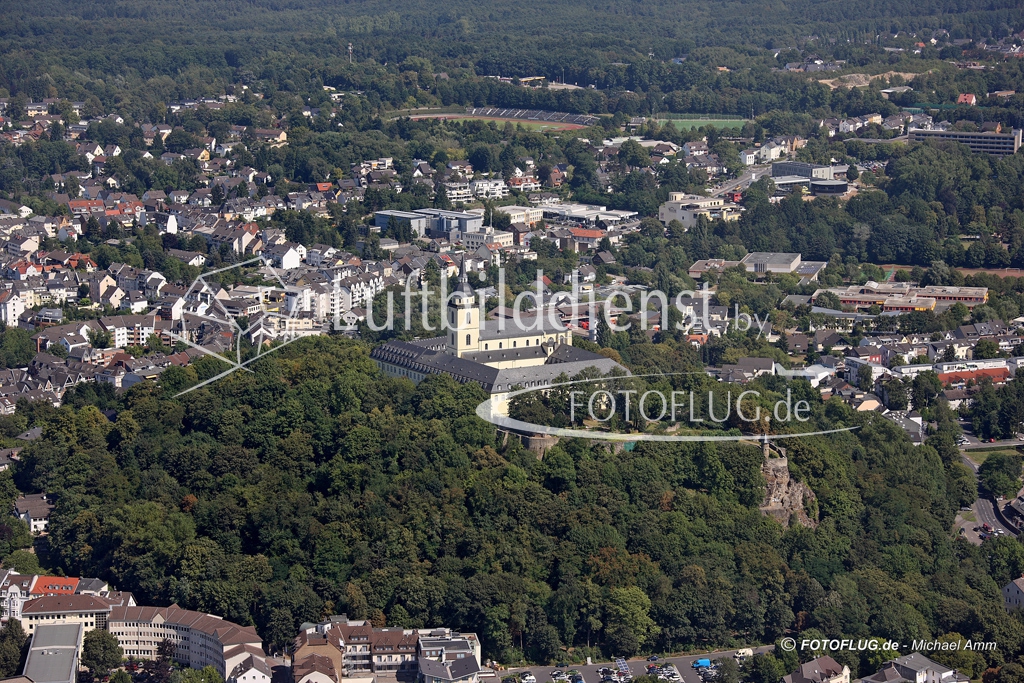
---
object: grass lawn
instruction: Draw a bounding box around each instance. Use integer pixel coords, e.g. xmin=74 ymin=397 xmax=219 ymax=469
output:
xmin=656 ymin=118 xmax=750 ymax=130
xmin=446 ymin=117 xmax=585 ymax=130
xmin=965 ymin=451 xmax=989 ymax=467
xmin=964 ymin=448 xmax=1021 ymax=466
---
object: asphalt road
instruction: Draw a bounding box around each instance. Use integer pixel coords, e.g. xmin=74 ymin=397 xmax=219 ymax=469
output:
xmin=961 ymin=436 xmax=1024 ymax=450
xmin=504 ymin=647 xmax=773 ymax=683
xmin=957 ymin=454 xmax=1017 ymax=542
xmin=710 ymin=168 xmax=763 ymax=197
xmin=956 ymin=418 xmax=1024 ymax=450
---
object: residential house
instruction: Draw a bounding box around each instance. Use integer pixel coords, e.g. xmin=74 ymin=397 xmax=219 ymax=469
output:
xmin=14 ymin=494 xmax=53 ymax=534
xmin=0 ymin=290 xmax=25 ymax=325
xmin=719 ymin=357 xmax=776 ymax=384
xmin=419 ymin=659 xmax=481 ymax=683
xmin=859 ymin=654 xmax=968 ymax=683
xmin=293 ymin=654 xmax=338 ymax=683
xmin=783 ymin=657 xmax=850 ymax=683
xmin=1004 ymin=577 xmax=1024 ymax=611
xmin=264 ymin=243 xmax=303 ymax=270
xmin=228 ymin=654 xmax=272 ymax=683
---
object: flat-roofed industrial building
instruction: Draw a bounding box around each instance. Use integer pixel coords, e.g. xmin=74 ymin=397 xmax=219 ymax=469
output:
xmin=22 ymin=623 xmax=83 ymax=683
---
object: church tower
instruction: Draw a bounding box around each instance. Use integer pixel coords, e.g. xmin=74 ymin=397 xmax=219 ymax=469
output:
xmin=447 ymin=257 xmax=479 ymax=357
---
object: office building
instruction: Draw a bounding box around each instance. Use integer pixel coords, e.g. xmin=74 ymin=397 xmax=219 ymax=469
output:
xmin=108 ymin=604 xmax=265 ymax=678
xmin=771 ymin=161 xmax=833 ymax=179
xmin=373 ymin=211 xmax=429 ymax=238
xmin=908 ymin=127 xmax=1022 ymax=156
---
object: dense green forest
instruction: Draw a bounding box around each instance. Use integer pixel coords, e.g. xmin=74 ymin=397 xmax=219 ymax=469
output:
xmin=0 ymin=336 xmax=1018 ymax=676
xmin=3 ymin=0 xmax=1024 ymax=126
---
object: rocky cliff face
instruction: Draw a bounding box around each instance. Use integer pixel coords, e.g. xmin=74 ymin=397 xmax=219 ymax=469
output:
xmin=760 ymin=456 xmax=817 ymax=527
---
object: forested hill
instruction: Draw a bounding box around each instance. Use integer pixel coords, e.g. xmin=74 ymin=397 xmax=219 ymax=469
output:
xmin=0 ymin=336 xmax=1020 ymax=675
xmin=1 ymin=0 xmax=1022 ymax=94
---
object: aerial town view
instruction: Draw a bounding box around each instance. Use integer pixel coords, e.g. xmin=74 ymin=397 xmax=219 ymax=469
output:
xmin=2 ymin=3 xmax=1024 ymax=683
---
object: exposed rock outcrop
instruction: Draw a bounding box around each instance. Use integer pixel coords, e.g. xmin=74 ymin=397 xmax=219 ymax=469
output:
xmin=760 ymin=456 xmax=817 ymax=527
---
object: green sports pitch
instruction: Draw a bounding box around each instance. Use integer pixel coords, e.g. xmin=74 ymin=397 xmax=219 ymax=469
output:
xmin=656 ymin=117 xmax=750 ymax=130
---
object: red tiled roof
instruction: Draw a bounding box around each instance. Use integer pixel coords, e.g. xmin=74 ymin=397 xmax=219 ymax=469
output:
xmin=569 ymin=228 xmax=604 ymax=239
xmin=938 ymin=368 xmax=1009 ymax=384
xmin=30 ymin=576 xmax=79 ymax=595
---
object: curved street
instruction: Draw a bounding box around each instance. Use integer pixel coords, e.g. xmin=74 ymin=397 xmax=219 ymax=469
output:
xmin=957 ymin=453 xmax=1016 ymax=543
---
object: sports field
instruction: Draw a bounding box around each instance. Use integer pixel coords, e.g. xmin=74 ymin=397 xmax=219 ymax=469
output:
xmin=408 ymin=114 xmax=587 ymax=130
xmin=656 ymin=117 xmax=750 ymax=130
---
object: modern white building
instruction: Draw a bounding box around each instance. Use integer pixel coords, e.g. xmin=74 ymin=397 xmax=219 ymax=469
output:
xmin=469 ymin=179 xmax=509 ymax=199
xmin=494 ymin=205 xmax=544 ymax=225
xmin=462 ymin=228 xmax=514 ymax=249
xmin=442 ymin=182 xmax=473 ymax=203
xmin=658 ymin=193 xmax=742 ymax=229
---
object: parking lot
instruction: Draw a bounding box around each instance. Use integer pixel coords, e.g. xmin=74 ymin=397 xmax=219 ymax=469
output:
xmin=503 ymin=647 xmax=773 ymax=683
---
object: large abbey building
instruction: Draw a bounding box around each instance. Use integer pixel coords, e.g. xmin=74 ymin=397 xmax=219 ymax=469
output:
xmin=371 ymin=263 xmax=624 ymax=398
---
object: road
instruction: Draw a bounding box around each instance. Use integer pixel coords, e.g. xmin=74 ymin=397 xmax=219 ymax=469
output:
xmin=710 ymin=167 xmax=765 ymax=197
xmin=956 ymin=454 xmax=1017 ymax=542
xmin=504 ymin=647 xmax=773 ymax=683
xmin=961 ymin=436 xmax=1024 ymax=450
